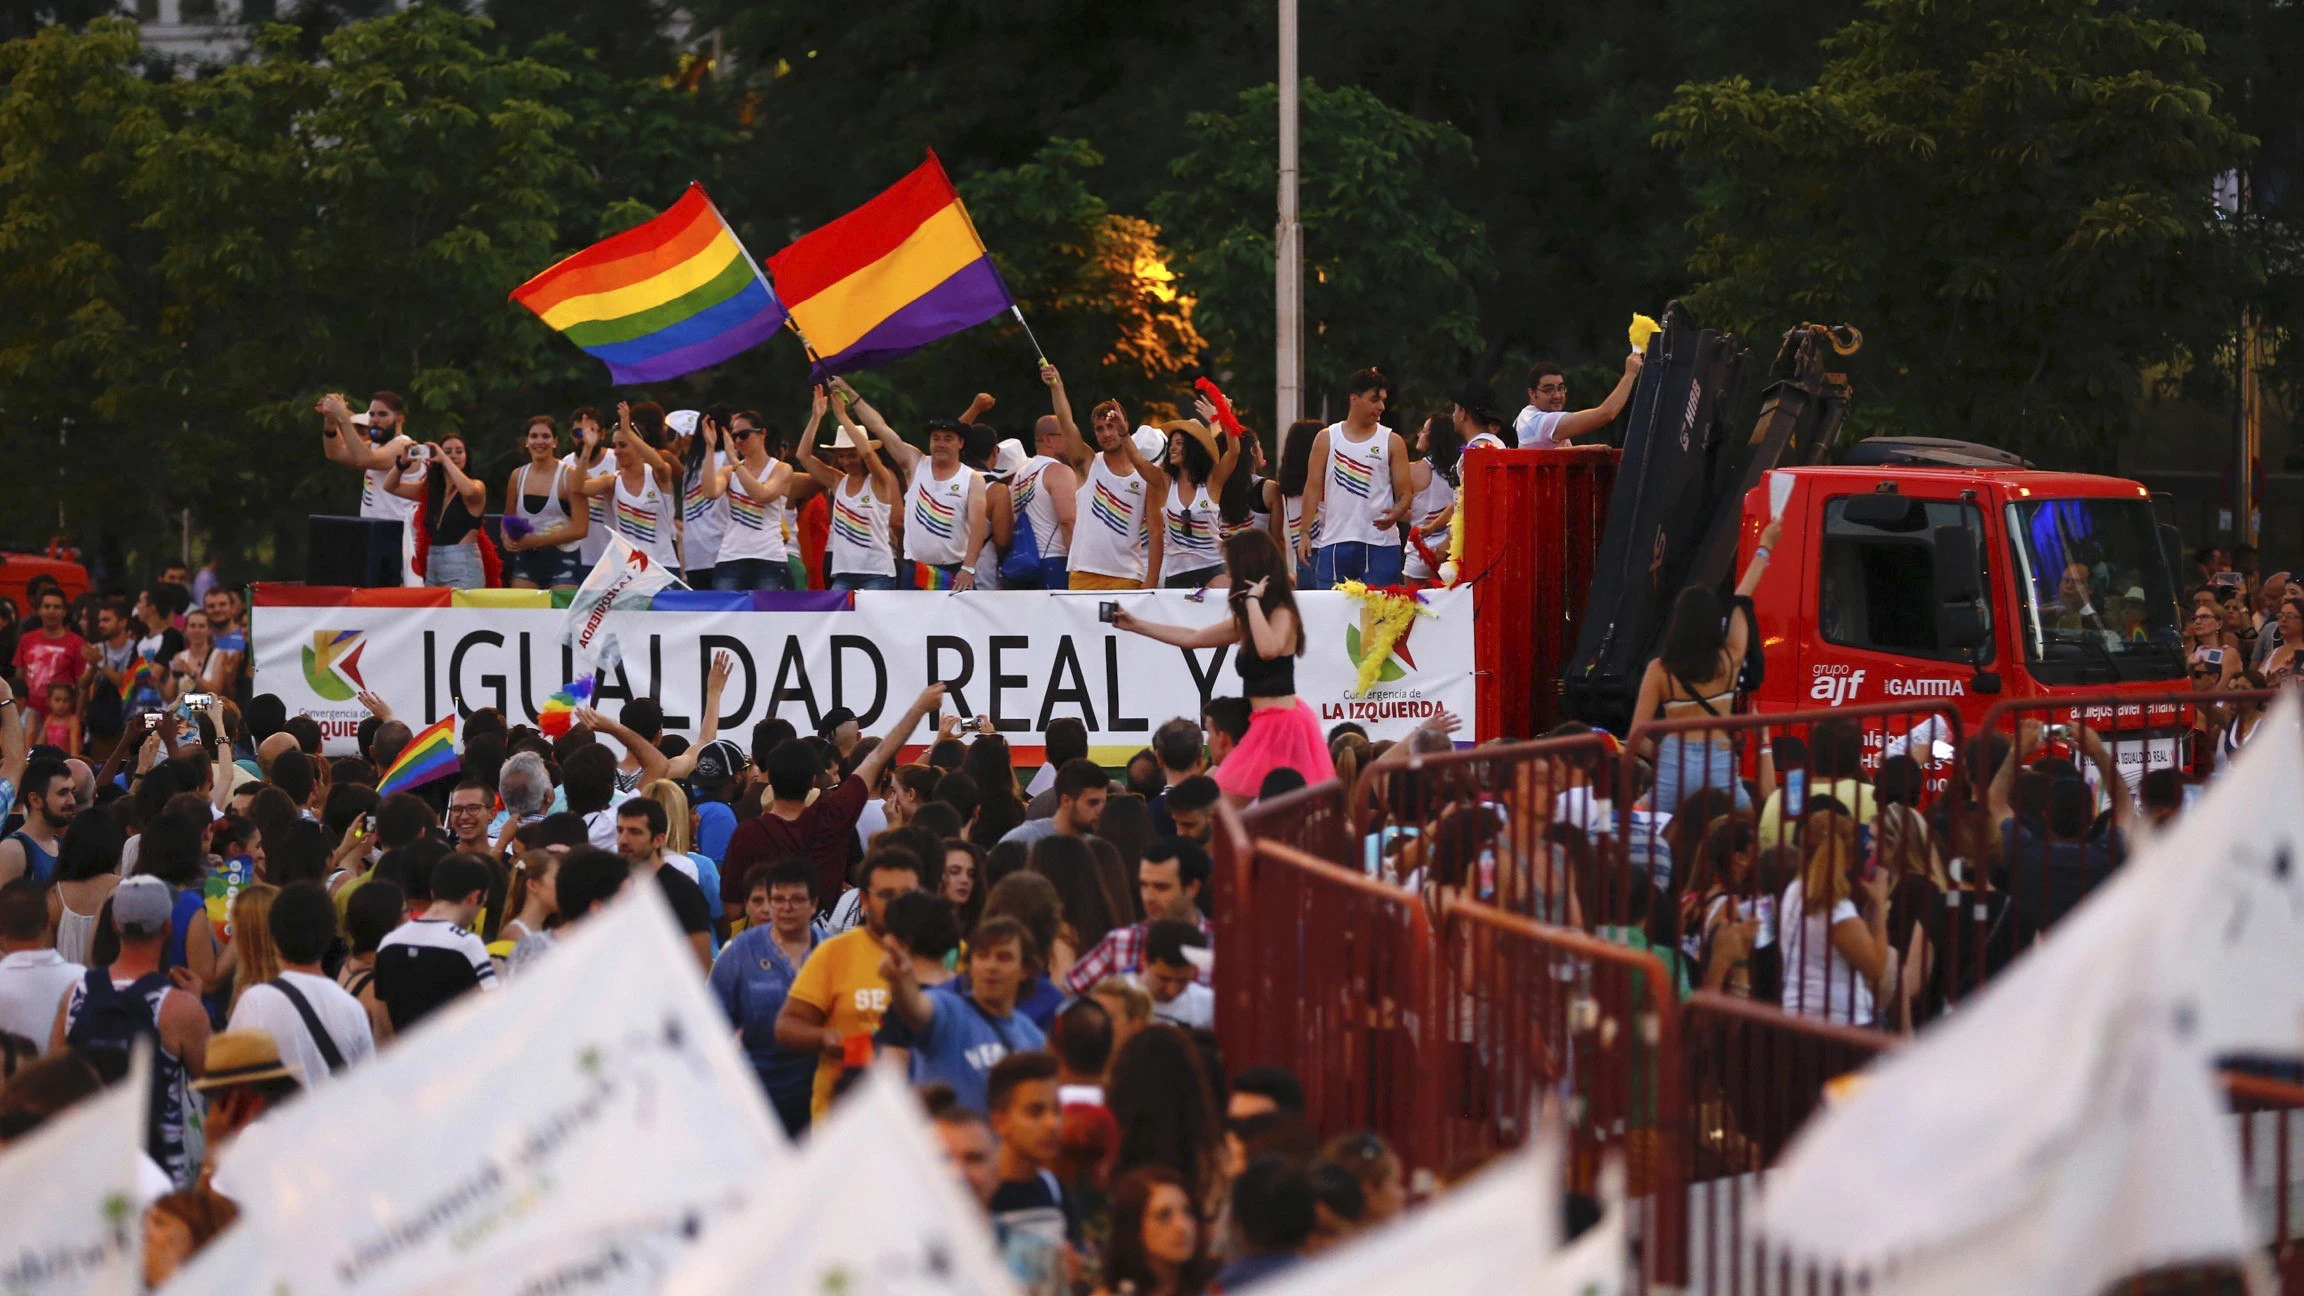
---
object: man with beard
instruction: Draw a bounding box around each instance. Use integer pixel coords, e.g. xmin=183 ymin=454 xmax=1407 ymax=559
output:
xmin=0 ymin=758 xmax=78 ymax=888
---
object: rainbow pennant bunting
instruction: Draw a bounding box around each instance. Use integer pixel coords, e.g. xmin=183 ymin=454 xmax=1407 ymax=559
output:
xmin=767 ymin=152 xmax=1015 ymax=378
xmin=377 ymin=714 xmax=459 ymax=796
xmin=511 ymin=184 xmax=786 ymax=385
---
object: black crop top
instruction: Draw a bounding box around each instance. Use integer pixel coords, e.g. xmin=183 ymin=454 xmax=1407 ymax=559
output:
xmin=1235 ymin=636 xmax=1296 ymax=698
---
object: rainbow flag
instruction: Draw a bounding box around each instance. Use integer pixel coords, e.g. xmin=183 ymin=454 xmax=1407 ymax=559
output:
xmin=377 ymin=714 xmax=459 ymax=796
xmin=907 ymin=562 xmax=956 ymax=591
xmin=119 ymin=657 xmax=163 ymax=702
xmin=767 ymin=152 xmax=1014 ymax=377
xmin=511 ymin=184 xmax=786 ymax=385
xmin=538 ymin=678 xmax=593 ymax=739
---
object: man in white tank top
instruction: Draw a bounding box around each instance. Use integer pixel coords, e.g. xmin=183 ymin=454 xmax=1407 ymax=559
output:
xmin=1296 ymin=368 xmax=1412 ymax=588
xmin=317 ymin=391 xmax=424 ymax=586
xmin=1004 ymin=372 xmax=1082 ymax=589
xmin=1040 ymin=365 xmax=1167 ymax=589
xmin=827 ymin=379 xmax=990 ymax=590
xmin=797 ymin=386 xmax=903 ymax=590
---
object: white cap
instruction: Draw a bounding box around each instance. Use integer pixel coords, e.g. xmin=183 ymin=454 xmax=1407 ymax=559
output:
xmin=991 ymin=438 xmax=1028 ymax=479
xmin=1132 ymin=425 xmax=1167 ymax=460
xmin=666 ymin=409 xmax=702 ymax=438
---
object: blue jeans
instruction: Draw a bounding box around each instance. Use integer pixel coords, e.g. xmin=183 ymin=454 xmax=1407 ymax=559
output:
xmin=1313 ymin=541 xmax=1404 ymax=588
xmin=831 ymin=573 xmax=898 ymax=592
xmin=716 ymin=559 xmax=791 ymax=592
xmin=1652 ymin=733 xmax=1753 ymax=816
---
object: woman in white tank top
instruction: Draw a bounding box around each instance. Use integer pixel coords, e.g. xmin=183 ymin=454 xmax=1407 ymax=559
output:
xmin=714 ymin=417 xmax=795 ymax=590
xmin=680 ymin=425 xmax=730 ymax=587
xmin=502 ymin=415 xmax=589 ymax=589
xmin=575 ymin=400 xmax=681 ymax=572
xmin=1402 ymin=413 xmax=1462 ymax=583
xmin=1158 ymin=418 xmax=1237 ymax=588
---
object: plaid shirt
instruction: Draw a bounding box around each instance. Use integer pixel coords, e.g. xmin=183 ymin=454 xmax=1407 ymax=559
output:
xmin=1060 ymin=912 xmax=1213 ymax=998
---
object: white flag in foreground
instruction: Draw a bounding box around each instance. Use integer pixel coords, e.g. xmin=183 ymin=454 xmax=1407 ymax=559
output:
xmin=664 ymin=1065 xmax=1017 ymax=1296
xmin=162 ymin=886 xmax=784 ymax=1296
xmin=1758 ymin=693 xmax=2304 ymax=1293
xmin=1246 ymin=1106 xmax=1566 ymax=1296
xmin=0 ymin=1046 xmax=147 ymax=1296
xmin=566 ymin=532 xmax=684 ymax=675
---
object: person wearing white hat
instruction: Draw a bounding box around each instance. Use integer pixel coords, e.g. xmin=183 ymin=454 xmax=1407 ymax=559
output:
xmin=1044 ymin=364 xmax=1167 ymax=590
xmin=797 ymin=386 xmax=902 ymax=591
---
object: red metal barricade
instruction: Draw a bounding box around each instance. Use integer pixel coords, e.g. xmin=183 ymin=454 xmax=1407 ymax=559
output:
xmin=2227 ymin=1071 xmax=2304 ymax=1289
xmin=1209 ymin=813 xmax=1443 ymax=1173
xmin=1461 ymin=446 xmax=1618 ymax=740
xmin=1435 ymin=898 xmax=1688 ymax=1288
xmin=1349 ymin=730 xmax=1619 ymax=925
xmin=1679 ymin=991 xmax=1895 ymax=1294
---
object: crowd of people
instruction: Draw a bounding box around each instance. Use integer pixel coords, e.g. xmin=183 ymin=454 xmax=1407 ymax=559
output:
xmin=314 ymin=358 xmax=1641 ymax=595
xmin=0 ymin=487 xmax=1479 ymax=1292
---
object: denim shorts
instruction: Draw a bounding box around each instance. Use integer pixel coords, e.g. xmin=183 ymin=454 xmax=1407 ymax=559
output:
xmin=425 ymin=541 xmax=486 ymax=589
xmin=1313 ymin=541 xmax=1404 ymax=587
xmin=507 ymin=545 xmax=581 ymax=587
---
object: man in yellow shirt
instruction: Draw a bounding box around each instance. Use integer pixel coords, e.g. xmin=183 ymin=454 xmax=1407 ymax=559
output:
xmin=774 ymin=846 xmax=929 ymax=1120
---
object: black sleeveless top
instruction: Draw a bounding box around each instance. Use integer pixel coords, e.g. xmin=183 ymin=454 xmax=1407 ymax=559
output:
xmin=1235 ymin=634 xmax=1296 ymax=698
xmin=429 ymin=473 xmax=481 ymax=545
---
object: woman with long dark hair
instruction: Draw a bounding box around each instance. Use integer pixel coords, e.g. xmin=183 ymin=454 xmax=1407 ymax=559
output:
xmin=1097 ymin=1165 xmax=1212 ymax=1296
xmin=1108 ymin=1024 xmax=1226 ymax=1216
xmin=1268 ymin=419 xmax=1324 ymax=589
xmin=385 ymin=431 xmax=498 ymax=588
xmin=1158 ymin=414 xmax=1239 ymax=589
xmin=1401 ymin=412 xmax=1463 ymax=586
xmin=1629 ymin=516 xmax=1783 ymax=813
xmin=961 ymin=735 xmax=1026 ymax=845
xmin=1116 ymin=529 xmax=1334 ymax=805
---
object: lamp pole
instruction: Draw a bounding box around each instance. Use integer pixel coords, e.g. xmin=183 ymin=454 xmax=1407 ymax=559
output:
xmin=1275 ymin=0 xmax=1304 ymax=441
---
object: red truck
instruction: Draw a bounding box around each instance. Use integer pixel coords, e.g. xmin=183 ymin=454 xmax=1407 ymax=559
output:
xmin=1465 ymin=316 xmax=2193 ymax=765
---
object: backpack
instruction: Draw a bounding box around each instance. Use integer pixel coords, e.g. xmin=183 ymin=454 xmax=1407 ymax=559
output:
xmin=998 ymin=469 xmax=1046 ymax=588
xmin=65 ymin=968 xmax=175 ymax=1167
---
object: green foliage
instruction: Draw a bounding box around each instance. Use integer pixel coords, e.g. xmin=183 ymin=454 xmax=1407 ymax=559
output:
xmin=1659 ymin=0 xmax=2255 ymax=454
xmin=1154 ymin=81 xmax=1493 ymax=424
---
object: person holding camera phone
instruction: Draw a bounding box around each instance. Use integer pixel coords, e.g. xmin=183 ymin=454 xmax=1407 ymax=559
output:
xmin=1109 ymin=529 xmax=1332 ymax=806
xmin=384 ymin=431 xmax=493 ymax=588
xmin=317 ymin=391 xmax=423 ymax=586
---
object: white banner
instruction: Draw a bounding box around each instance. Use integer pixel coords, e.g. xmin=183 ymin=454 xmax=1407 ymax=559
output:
xmin=0 ymin=1047 xmax=147 ymax=1296
xmin=663 ymin=1066 xmax=1018 ymax=1296
xmin=254 ymin=589 xmax=1476 ymax=756
xmin=162 ymin=886 xmax=786 ymax=1296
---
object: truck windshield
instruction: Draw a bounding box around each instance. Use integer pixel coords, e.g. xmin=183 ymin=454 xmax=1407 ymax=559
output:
xmin=2005 ymin=497 xmax=2182 ymax=676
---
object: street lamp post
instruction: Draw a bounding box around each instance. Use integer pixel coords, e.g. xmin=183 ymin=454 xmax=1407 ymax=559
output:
xmin=1275 ymin=0 xmax=1304 ymax=441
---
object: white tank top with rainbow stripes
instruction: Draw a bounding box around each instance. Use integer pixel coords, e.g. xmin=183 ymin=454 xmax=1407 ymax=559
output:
xmin=1067 ymin=454 xmax=1151 ymax=582
xmin=903 ymin=460 xmax=977 ymax=567
xmin=611 ymin=470 xmax=680 ymax=571
xmin=828 ymin=473 xmax=896 ymax=579
xmin=1317 ymin=422 xmax=1399 ymax=548
xmin=716 ymin=454 xmax=788 ymax=565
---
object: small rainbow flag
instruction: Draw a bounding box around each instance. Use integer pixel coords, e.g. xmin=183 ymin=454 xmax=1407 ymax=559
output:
xmin=908 ymin=562 xmax=956 ymax=591
xmin=767 ymin=152 xmax=1015 ymax=378
xmin=119 ymin=657 xmax=163 ymax=702
xmin=538 ymin=678 xmax=593 ymax=739
xmin=377 ymin=714 xmax=459 ymax=796
xmin=511 ymin=184 xmax=786 ymax=385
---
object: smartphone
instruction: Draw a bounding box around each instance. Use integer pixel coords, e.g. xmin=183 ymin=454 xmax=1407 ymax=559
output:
xmin=180 ymin=692 xmax=214 ymax=710
xmin=2044 ymin=723 xmax=2072 ymax=742
xmin=1098 ymin=601 xmax=1120 ymax=624
xmin=1783 ymin=767 xmax=1806 ymax=818
xmin=2214 ymin=571 xmax=2244 ymax=588
xmin=974 ymin=714 xmax=996 ymax=735
xmin=141 ymin=713 xmax=163 ymax=732
xmin=358 ymin=813 xmax=374 ymax=839
xmin=407 ymin=444 xmax=433 ymax=464
xmin=2205 ymin=647 xmax=2225 ymax=665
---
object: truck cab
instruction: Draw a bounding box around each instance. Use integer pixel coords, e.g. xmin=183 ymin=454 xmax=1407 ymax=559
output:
xmin=1744 ymin=465 xmax=2188 ymax=735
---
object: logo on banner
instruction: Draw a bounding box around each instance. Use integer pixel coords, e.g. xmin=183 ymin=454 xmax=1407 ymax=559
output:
xmin=1809 ymin=664 xmax=1866 ymax=706
xmin=302 ymin=630 xmax=369 ymax=701
xmin=1343 ymin=623 xmax=1415 ymax=684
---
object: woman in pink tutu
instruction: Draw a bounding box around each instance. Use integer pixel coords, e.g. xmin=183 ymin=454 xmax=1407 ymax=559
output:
xmin=1113 ymin=529 xmax=1335 ymax=804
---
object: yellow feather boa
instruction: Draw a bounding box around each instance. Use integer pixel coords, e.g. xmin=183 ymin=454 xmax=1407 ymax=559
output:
xmin=1338 ymin=580 xmax=1434 ymax=697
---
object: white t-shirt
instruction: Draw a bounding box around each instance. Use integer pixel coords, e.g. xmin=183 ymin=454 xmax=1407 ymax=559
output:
xmin=1143 ymin=976 xmax=1214 ymax=1030
xmin=1024 ymin=763 xmax=1057 ymax=799
xmin=228 ymin=970 xmax=377 ymax=1087
xmin=663 ymin=851 xmax=700 ymax=885
xmin=1778 ymin=879 xmax=1872 ymax=1026
xmin=359 ymin=435 xmax=421 ymax=523
xmin=1514 ymin=406 xmax=1570 ymax=449
xmin=0 ymin=950 xmax=83 ymax=1054
xmin=856 ymin=798 xmax=890 ymax=853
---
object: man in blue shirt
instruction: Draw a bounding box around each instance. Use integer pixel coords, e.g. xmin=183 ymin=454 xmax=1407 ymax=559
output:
xmin=687 ymin=739 xmax=747 ymax=869
xmin=707 ymin=858 xmax=825 ymax=1137
xmin=880 ymin=914 xmax=1044 ymax=1113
